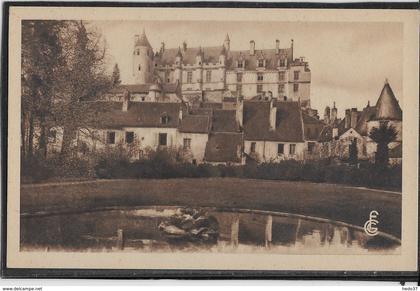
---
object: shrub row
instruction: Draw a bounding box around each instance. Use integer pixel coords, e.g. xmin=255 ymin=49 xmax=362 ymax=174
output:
xmin=21 ymin=149 xmax=402 ymax=191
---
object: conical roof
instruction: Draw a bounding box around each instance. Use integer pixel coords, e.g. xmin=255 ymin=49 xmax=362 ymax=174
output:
xmin=375 ymin=80 xmax=402 ymax=120
xmin=135 ymin=29 xmax=152 ymax=48
xmin=225 ymin=34 xmax=230 ymax=41
xmin=176 ymin=47 xmax=183 ymax=58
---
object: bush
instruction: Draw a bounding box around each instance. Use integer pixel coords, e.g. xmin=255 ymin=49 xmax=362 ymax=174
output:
xmin=22 ymin=146 xmax=402 ymax=191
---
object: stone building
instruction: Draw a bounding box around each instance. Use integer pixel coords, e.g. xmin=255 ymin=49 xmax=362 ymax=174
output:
xmin=131 ymin=30 xmax=311 ymax=108
xmin=318 ymin=81 xmax=402 ymax=164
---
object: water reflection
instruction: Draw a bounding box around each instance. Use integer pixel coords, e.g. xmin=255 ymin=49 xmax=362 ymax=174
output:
xmin=20 ymin=207 xmax=400 ymax=254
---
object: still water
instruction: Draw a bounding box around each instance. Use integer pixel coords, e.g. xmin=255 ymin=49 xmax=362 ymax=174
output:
xmin=21 ymin=206 xmax=400 ymax=254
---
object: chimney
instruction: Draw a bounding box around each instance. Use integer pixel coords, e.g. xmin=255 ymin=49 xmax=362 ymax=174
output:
xmin=179 ymin=106 xmax=183 ymax=121
xmin=324 ymin=106 xmax=331 ymax=124
xmin=275 ymin=39 xmax=280 ymax=54
xmin=345 ymin=109 xmax=351 ymax=129
xmin=122 ymin=89 xmax=130 ymax=112
xmin=235 ymin=97 xmax=244 ymax=128
xmin=332 ymin=127 xmax=338 ymax=139
xmin=160 ymin=42 xmax=165 ymax=53
xmin=134 ymin=34 xmax=139 ymax=45
xmin=290 ymin=39 xmax=294 ymax=61
xmin=182 ymin=41 xmax=187 ymax=52
xmin=351 ymin=108 xmax=358 ymax=129
xmin=250 ymin=40 xmax=255 ymax=56
xmin=331 ymin=102 xmax=337 ymax=122
xmin=269 ymin=98 xmax=277 ymax=130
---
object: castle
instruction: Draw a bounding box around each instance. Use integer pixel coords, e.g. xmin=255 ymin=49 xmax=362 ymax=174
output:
xmin=112 ymin=30 xmax=311 ymax=108
xmin=46 ymin=31 xmax=402 ymax=166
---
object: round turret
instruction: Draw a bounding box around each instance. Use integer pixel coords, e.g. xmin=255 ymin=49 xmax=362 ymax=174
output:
xmin=133 ymin=29 xmax=154 ymax=84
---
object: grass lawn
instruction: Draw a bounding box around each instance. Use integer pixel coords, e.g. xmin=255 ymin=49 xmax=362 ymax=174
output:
xmin=21 ymin=178 xmax=402 ymax=238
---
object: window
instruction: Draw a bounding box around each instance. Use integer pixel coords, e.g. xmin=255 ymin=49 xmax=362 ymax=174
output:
xmin=187 ymin=71 xmax=193 ymax=83
xmin=158 ymin=133 xmax=167 ymax=146
xmin=126 ymin=131 xmax=134 ymax=144
xmin=205 ymin=70 xmax=212 ymax=82
xmin=257 ymin=84 xmax=263 ymax=93
xmin=237 ymin=84 xmax=242 ymax=96
xmin=279 ymin=58 xmax=286 ymax=67
xmin=138 ymin=64 xmax=141 ymax=71
xmin=250 ymin=142 xmax=256 ymax=153
xmin=257 ymin=73 xmax=264 ymax=81
xmin=277 ymin=143 xmax=284 ymax=155
xmin=293 ymin=83 xmax=299 ymax=92
xmin=279 ymin=71 xmax=285 ymax=81
xmin=183 ymin=138 xmax=191 ymax=150
xmin=237 ymin=60 xmax=244 ymax=68
xmin=161 ymin=114 xmax=169 ymax=124
xmin=278 ymin=84 xmax=285 ymax=94
xmin=294 ymin=71 xmax=300 ymax=80
xmin=307 ymin=142 xmax=315 ymax=154
xmin=107 ymin=131 xmax=115 ymax=144
xmin=258 ymin=59 xmax=264 ymax=68
xmin=141 ymin=96 xmax=145 ymax=101
xmin=237 ymin=73 xmax=243 ymax=82
xmin=289 ymin=144 xmax=296 ymax=155
xmin=135 ymin=49 xmax=140 ymax=55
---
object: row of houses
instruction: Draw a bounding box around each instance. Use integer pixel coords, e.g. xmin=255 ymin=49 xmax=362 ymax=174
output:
xmin=47 ymin=80 xmax=402 ymax=165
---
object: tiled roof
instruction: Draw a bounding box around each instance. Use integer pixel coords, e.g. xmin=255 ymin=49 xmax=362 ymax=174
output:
xmin=204 ymin=132 xmax=243 ymax=163
xmin=179 ymin=115 xmax=210 ymax=133
xmin=355 ymin=106 xmax=377 ymax=136
xmin=84 ymin=101 xmax=182 ymax=129
xmin=302 ymin=113 xmax=325 ymax=140
xmin=212 ymin=109 xmax=240 ymax=132
xmin=243 ymin=100 xmax=304 ymax=142
xmin=135 ymin=31 xmax=152 ymax=48
xmin=158 ymin=46 xmax=294 ymax=70
xmin=375 ymin=82 xmax=402 ymax=121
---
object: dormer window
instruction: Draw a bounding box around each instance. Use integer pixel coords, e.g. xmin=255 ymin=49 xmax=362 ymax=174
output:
xmin=161 ymin=114 xmax=170 ymax=124
xmin=237 ymin=60 xmax=244 ymax=68
xmin=135 ymin=49 xmax=140 ymax=55
xmin=279 ymin=58 xmax=286 ymax=67
xmin=257 ymin=73 xmax=264 ymax=82
xmin=257 ymin=59 xmax=264 ymax=68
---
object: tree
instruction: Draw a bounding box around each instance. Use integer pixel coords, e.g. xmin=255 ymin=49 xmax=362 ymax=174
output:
xmin=369 ymin=122 xmax=397 ymax=168
xmin=21 ymin=20 xmax=67 ymax=159
xmin=58 ymin=21 xmax=113 ymax=158
xmin=112 ymin=63 xmax=121 ymax=86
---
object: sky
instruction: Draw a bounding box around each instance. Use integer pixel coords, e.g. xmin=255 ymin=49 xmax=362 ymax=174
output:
xmin=93 ymin=20 xmax=403 ymax=118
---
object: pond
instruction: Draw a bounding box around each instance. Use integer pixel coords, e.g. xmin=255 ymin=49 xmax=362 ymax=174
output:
xmin=20 ymin=206 xmax=401 ymax=254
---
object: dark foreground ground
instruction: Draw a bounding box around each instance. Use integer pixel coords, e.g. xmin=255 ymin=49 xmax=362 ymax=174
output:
xmin=20 ymin=178 xmax=402 ymax=238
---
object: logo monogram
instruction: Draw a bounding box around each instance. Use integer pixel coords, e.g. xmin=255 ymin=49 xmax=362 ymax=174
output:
xmin=364 ymin=210 xmax=379 ymax=236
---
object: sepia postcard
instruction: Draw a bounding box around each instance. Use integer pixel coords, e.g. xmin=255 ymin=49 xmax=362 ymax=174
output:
xmin=2 ymin=3 xmax=419 ymax=278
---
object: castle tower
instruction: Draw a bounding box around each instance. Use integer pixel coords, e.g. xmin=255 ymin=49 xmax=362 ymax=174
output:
xmin=331 ymin=102 xmax=337 ymax=123
xmin=133 ymin=30 xmax=154 ymax=84
xmin=224 ymin=34 xmax=230 ymax=52
xmin=324 ymin=106 xmax=331 ymax=124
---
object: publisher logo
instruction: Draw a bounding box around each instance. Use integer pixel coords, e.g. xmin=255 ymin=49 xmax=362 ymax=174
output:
xmin=364 ymin=210 xmax=379 ymax=236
